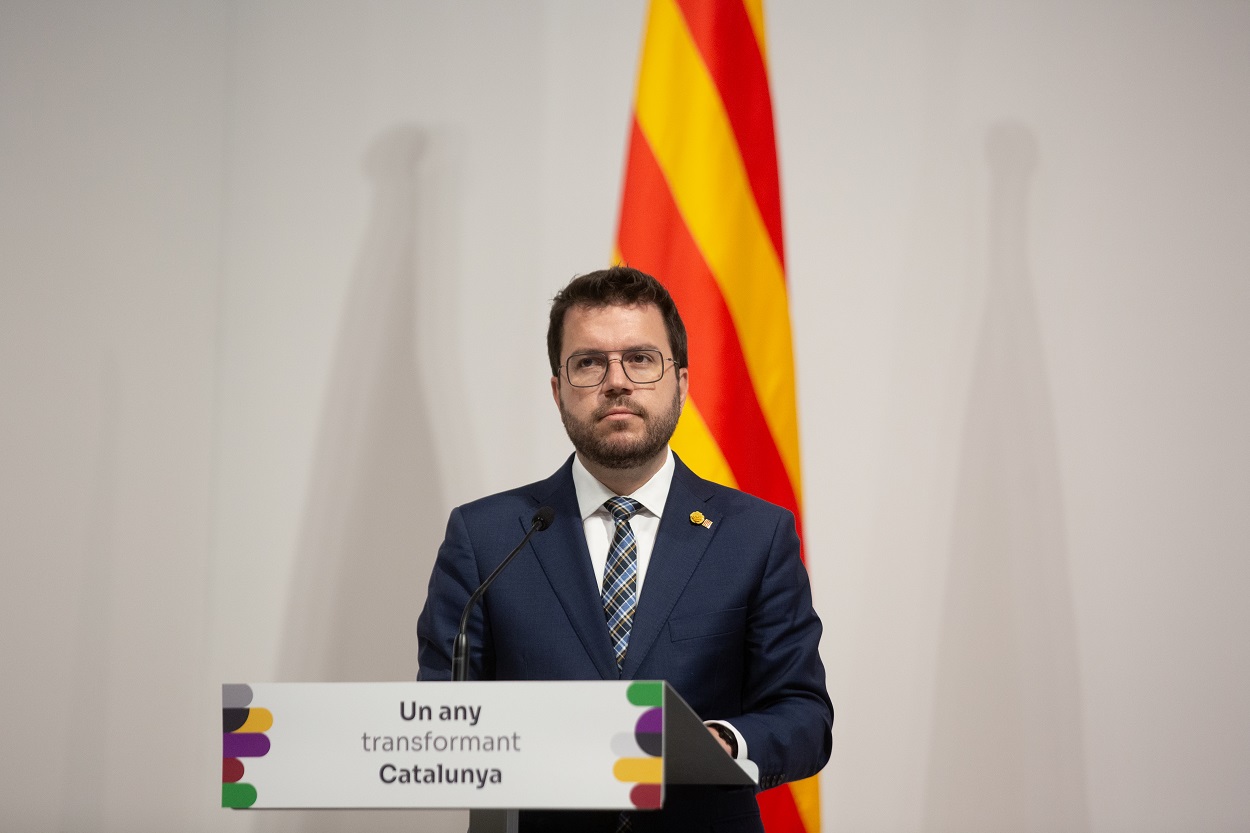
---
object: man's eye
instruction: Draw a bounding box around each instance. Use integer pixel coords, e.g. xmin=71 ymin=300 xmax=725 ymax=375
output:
xmin=574 ymin=354 xmax=607 ymax=370
xmin=626 ymin=351 xmax=657 ymax=365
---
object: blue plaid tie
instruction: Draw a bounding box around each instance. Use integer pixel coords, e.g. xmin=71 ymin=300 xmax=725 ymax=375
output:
xmin=602 ymin=496 xmax=642 ymax=671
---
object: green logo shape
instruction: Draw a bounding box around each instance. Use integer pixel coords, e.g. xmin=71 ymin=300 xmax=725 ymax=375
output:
xmin=222 ymin=782 xmax=258 ymax=809
xmin=627 ymin=681 xmax=663 ymax=707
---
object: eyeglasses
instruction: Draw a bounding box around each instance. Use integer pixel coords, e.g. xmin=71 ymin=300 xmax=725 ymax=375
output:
xmin=561 ymin=349 xmax=677 ymax=388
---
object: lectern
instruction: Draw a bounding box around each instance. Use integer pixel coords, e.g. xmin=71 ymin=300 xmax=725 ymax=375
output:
xmin=222 ymin=680 xmax=757 ymax=830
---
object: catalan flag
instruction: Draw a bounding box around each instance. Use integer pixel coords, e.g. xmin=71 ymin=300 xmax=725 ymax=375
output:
xmin=614 ymin=2 xmax=818 ymax=832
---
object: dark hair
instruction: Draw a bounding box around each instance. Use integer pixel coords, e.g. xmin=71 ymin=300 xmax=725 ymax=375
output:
xmin=547 ymin=265 xmax=688 ymax=376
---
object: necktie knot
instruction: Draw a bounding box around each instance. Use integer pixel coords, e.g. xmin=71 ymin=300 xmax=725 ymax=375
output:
xmin=605 ymin=496 xmax=641 ymax=523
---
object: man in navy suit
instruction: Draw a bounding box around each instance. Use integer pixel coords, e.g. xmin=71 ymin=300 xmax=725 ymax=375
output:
xmin=418 ymin=266 xmax=832 ymax=832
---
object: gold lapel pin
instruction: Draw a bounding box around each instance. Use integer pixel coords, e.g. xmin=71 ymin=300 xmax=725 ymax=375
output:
xmin=689 ymin=511 xmax=712 ymax=529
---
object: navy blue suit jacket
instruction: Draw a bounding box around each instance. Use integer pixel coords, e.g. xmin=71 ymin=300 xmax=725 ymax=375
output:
xmin=417 ymin=455 xmax=832 ymax=832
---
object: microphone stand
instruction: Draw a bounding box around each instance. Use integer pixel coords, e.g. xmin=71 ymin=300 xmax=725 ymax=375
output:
xmin=452 ymin=507 xmax=553 ymax=682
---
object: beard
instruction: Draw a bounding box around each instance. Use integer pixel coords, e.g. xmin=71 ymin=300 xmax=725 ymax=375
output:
xmin=559 ymin=388 xmax=682 ymax=470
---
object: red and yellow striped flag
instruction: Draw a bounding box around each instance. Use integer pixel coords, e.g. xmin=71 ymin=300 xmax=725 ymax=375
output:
xmin=614 ymin=1 xmax=818 ymax=831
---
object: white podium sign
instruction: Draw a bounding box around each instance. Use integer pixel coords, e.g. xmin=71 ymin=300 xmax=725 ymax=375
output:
xmin=221 ymin=681 xmax=668 ymax=810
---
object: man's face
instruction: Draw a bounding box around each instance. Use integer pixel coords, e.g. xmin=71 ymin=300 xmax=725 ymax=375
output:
xmin=551 ymin=302 xmax=688 ymax=471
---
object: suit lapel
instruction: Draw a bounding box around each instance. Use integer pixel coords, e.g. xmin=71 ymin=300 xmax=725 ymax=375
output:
xmin=621 ymin=458 xmax=718 ymax=678
xmin=526 ymin=459 xmax=619 ymax=680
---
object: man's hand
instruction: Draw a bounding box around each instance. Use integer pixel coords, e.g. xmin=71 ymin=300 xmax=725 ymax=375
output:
xmin=706 ymin=724 xmax=734 ymax=756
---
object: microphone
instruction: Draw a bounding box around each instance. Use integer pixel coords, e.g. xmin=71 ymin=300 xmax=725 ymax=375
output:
xmin=451 ymin=506 xmax=555 ymax=682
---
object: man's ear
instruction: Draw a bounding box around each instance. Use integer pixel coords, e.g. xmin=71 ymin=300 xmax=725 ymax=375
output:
xmin=677 ymin=366 xmax=689 ymax=407
xmin=550 ymin=375 xmax=561 ymax=410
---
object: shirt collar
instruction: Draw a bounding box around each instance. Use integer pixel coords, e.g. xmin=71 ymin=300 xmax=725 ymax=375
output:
xmin=571 ymin=448 xmax=675 ymax=520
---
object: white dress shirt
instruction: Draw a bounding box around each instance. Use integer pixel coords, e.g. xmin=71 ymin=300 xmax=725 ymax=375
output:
xmin=571 ymin=448 xmax=674 ymax=596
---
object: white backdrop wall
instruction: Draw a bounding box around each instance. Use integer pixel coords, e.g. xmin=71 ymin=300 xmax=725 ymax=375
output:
xmin=1 ymin=2 xmax=1247 ymax=832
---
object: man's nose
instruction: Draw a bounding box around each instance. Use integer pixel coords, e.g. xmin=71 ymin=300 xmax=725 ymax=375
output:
xmin=602 ymin=357 xmax=634 ymax=391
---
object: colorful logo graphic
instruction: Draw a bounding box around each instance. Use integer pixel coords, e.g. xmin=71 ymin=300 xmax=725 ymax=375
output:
xmin=222 ymin=684 xmax=272 ymax=808
xmin=613 ymin=681 xmax=664 ymax=809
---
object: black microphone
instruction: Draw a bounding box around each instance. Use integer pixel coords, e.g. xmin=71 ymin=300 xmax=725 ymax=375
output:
xmin=451 ymin=506 xmax=555 ymax=682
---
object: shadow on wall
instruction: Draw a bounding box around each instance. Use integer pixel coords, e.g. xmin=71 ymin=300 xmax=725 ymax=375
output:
xmin=924 ymin=123 xmax=1090 ymax=833
xmin=58 ymin=357 xmax=116 ymax=830
xmin=258 ymin=125 xmax=466 ymax=833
